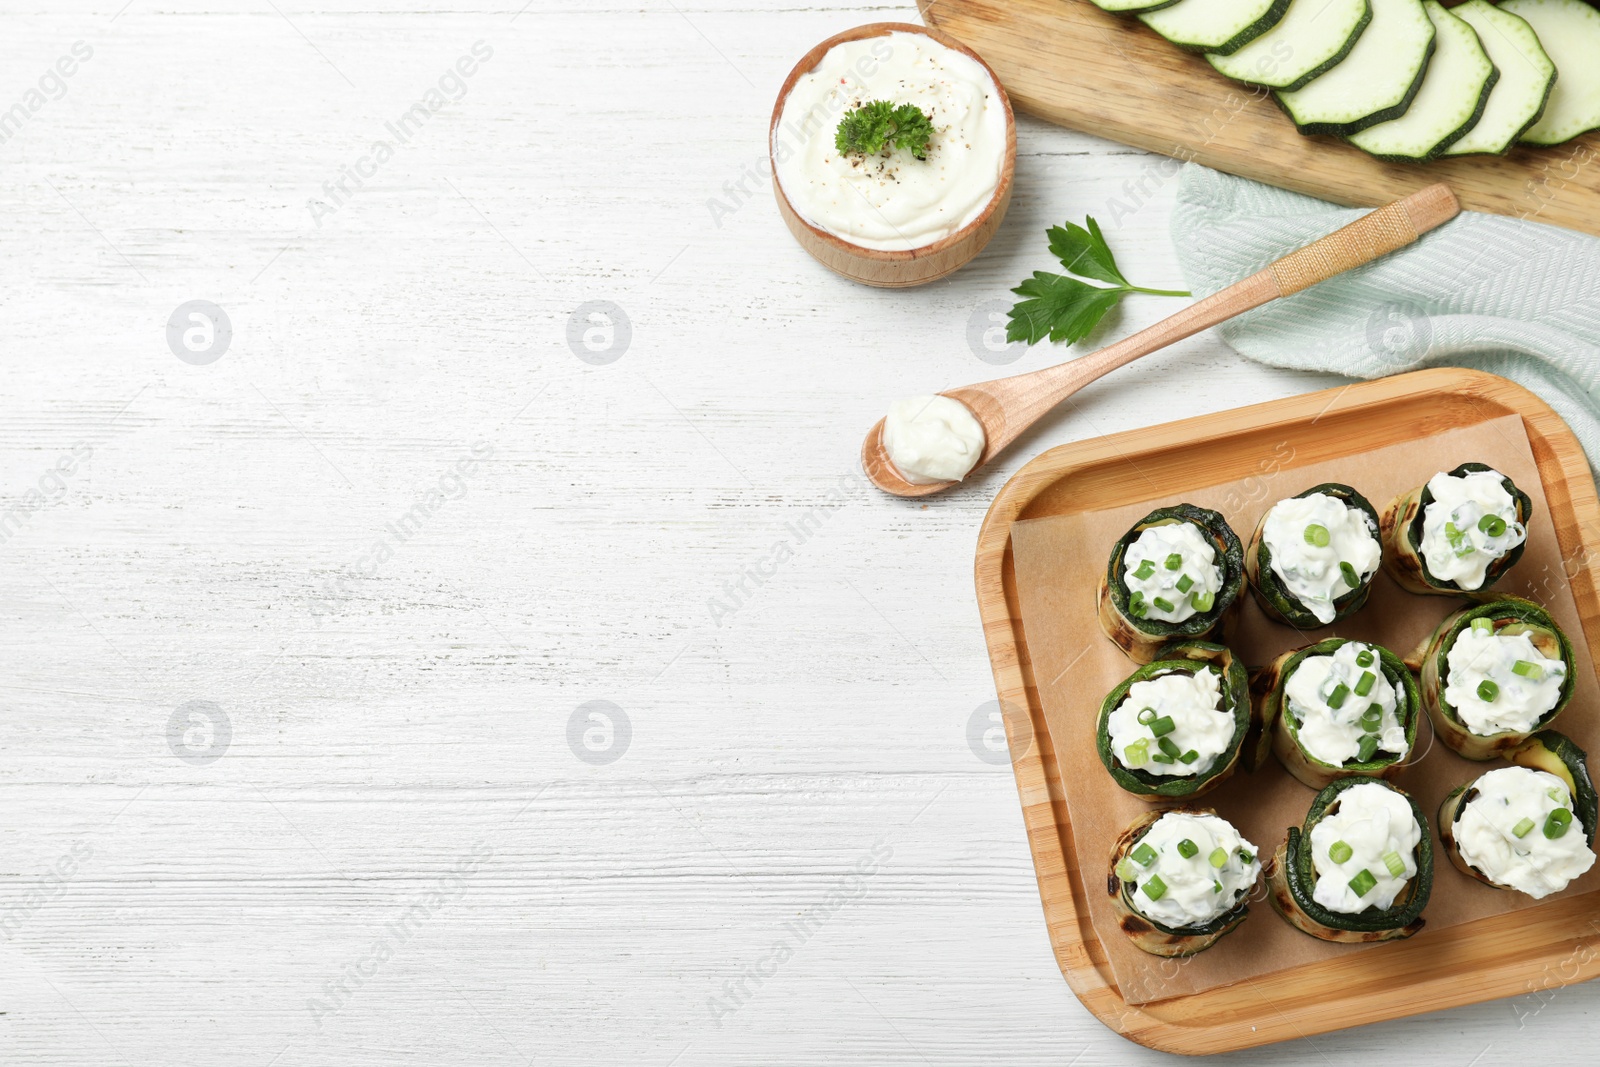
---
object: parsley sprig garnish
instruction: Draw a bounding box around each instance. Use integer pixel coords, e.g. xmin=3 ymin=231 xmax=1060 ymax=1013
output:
xmin=835 ymin=100 xmax=936 ymax=161
xmin=1007 ymin=217 xmax=1190 ymax=345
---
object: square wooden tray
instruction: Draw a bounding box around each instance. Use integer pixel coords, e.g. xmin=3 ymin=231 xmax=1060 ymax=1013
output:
xmin=973 ymin=368 xmax=1600 ymax=1053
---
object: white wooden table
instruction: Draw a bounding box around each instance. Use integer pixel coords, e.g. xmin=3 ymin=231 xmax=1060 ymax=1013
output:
xmin=2 ymin=1 xmax=1593 ymax=1062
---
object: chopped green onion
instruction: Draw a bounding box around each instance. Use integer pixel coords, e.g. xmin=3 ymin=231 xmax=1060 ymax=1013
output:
xmin=1445 ymin=520 xmax=1466 ymax=548
xmin=1382 ymin=850 xmax=1406 ymax=878
xmin=1177 ymin=838 xmax=1199 ymax=859
xmin=1471 ymin=617 xmax=1494 ymax=636
xmin=1142 ymin=874 xmax=1168 ymax=900
xmin=1340 ymin=561 xmax=1360 ymax=588
xmin=1478 ymin=680 xmax=1500 ymax=702
xmin=1359 ymin=705 xmax=1382 ymax=732
xmin=1190 ymin=590 xmax=1214 ymax=612
xmin=1212 ymin=880 xmax=1223 ymax=893
xmin=1134 ymin=559 xmax=1155 ymax=580
xmin=1478 ymin=514 xmax=1507 ymax=537
xmin=1149 ymin=752 xmax=1175 ymax=764
xmin=1237 ymin=848 xmax=1254 ymax=864
xmin=1544 ymin=808 xmax=1574 ymax=840
xmin=1123 ymin=740 xmax=1149 ymax=766
xmin=1149 ymin=715 xmax=1176 ymax=738
xmin=1176 ymin=573 xmax=1194 ymax=593
xmin=1356 ymin=734 xmax=1380 ymax=762
xmin=1348 ymin=868 xmax=1377 ymax=897
xmin=1327 ymin=683 xmax=1350 ymax=709
xmin=1355 ymin=671 xmax=1376 ymax=697
xmin=1115 ymin=858 xmax=1139 ymax=881
xmin=1512 ymin=660 xmax=1545 ymax=680
xmin=1512 ymin=817 xmax=1536 ymax=839
xmin=1164 ymin=553 xmax=1183 ymax=571
xmin=1328 ymin=840 xmax=1353 ymax=864
xmin=1304 ymin=524 xmax=1330 ymax=547
xmin=1158 ymin=736 xmax=1181 ymax=760
xmin=1180 ymin=749 xmax=1199 ymax=764
xmin=1152 ymin=596 xmax=1175 ymax=613
xmin=1355 ymin=649 xmax=1375 ymax=668
xmin=1137 ymin=707 xmax=1157 ymax=725
xmin=1209 ymin=847 xmax=1229 ymax=869
xmin=1548 ymin=786 xmax=1568 ymax=803
xmin=1131 ymin=842 xmax=1158 ymax=867
xmin=1128 ymin=594 xmax=1147 ymax=619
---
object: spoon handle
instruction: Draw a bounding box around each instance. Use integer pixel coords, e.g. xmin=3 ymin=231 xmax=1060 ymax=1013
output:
xmin=950 ymin=183 xmax=1462 ymax=456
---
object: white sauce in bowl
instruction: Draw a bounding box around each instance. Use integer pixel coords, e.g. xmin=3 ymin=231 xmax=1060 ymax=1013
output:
xmin=1107 ymin=667 xmax=1233 ymax=777
xmin=772 ymin=31 xmax=1007 ymax=251
xmin=881 ymin=395 xmax=984 ymax=484
xmin=1121 ymin=811 xmax=1261 ymax=928
xmin=1260 ymin=492 xmax=1380 ymax=625
xmin=1442 ymin=626 xmax=1566 ymax=736
xmin=1122 ymin=522 xmax=1222 ymax=624
xmin=1308 ymin=782 xmax=1422 ymax=914
xmin=1455 ymin=766 xmax=1595 ymax=898
xmin=1418 ymin=468 xmax=1526 ymax=590
xmin=1283 ymin=641 xmax=1408 ymax=766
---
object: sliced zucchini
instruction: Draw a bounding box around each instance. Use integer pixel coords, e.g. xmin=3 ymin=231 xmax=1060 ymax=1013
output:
xmin=1275 ymin=0 xmax=1435 ymax=136
xmin=1107 ymin=808 xmax=1261 ymax=957
xmin=1508 ymin=730 xmax=1599 ymax=846
xmin=1096 ymin=503 xmax=1245 ymax=664
xmin=1208 ymin=0 xmax=1371 ymax=91
xmin=1245 ymin=482 xmax=1381 ymax=629
xmin=1267 ymin=778 xmax=1433 ymax=942
xmin=1346 ymin=0 xmax=1498 ymax=163
xmin=1501 ymin=0 xmax=1600 ymax=145
xmin=1095 ymin=640 xmax=1251 ymax=800
xmin=1089 ymin=0 xmax=1185 ymax=14
xmin=1416 ymin=597 xmax=1576 ymax=760
xmin=1139 ymin=0 xmax=1293 ymax=55
xmin=1258 ymin=638 xmax=1421 ymax=790
xmin=1442 ymin=0 xmax=1556 ymax=155
xmin=1379 ymin=462 xmax=1532 ymax=598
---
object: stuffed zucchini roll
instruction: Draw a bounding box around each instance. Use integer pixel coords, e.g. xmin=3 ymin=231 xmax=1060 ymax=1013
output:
xmin=1258 ymin=639 xmax=1420 ymax=789
xmin=1439 ymin=731 xmax=1598 ymax=899
xmin=1267 ymin=778 xmax=1433 ymax=943
xmin=1109 ymin=808 xmax=1263 ymax=957
xmin=1096 ymin=641 xmax=1250 ymax=800
xmin=1097 ymin=503 xmax=1245 ymax=663
xmin=1246 ymin=483 xmax=1382 ymax=628
xmin=1417 ymin=597 xmax=1575 ymax=760
xmin=1381 ymin=463 xmax=1532 ymax=598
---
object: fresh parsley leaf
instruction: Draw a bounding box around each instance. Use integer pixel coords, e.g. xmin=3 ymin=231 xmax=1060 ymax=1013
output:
xmin=1007 ymin=274 xmax=1124 ymax=346
xmin=1007 ymin=215 xmax=1190 ymax=346
xmin=835 ymin=100 xmax=936 ymax=160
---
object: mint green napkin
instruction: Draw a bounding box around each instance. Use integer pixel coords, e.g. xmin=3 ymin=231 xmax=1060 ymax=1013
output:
xmin=1169 ymin=164 xmax=1600 ymax=467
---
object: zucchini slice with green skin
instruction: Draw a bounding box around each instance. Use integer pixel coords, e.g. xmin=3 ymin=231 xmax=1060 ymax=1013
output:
xmin=1346 ymin=0 xmax=1498 ymax=163
xmin=1088 ymin=0 xmax=1186 ymax=15
xmin=1097 ymin=503 xmax=1245 ymax=664
xmin=1501 ymin=0 xmax=1600 ymax=145
xmin=1108 ymin=808 xmax=1259 ymax=957
xmin=1275 ymin=0 xmax=1435 ymax=136
xmin=1440 ymin=0 xmax=1556 ymax=156
xmin=1207 ymin=0 xmax=1371 ymax=92
xmin=1416 ymin=597 xmax=1576 ymax=760
xmin=1379 ymin=463 xmax=1532 ymax=599
xmin=1259 ymin=638 xmax=1421 ymax=789
xmin=1439 ymin=731 xmax=1599 ymax=893
xmin=1095 ymin=641 xmax=1251 ymax=800
xmin=1139 ymin=0 xmax=1293 ymax=55
xmin=1245 ymin=482 xmax=1381 ymax=629
xmin=1267 ymin=778 xmax=1434 ymax=942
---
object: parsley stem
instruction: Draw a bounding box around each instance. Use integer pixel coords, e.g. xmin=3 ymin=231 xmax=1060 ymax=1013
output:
xmin=1124 ymin=286 xmax=1191 ymax=297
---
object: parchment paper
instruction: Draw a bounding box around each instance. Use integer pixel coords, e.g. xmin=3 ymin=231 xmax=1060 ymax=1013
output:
xmin=1010 ymin=414 xmax=1600 ymax=1004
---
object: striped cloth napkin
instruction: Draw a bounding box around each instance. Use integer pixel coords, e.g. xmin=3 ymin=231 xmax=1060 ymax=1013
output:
xmin=1169 ymin=163 xmax=1600 ymax=467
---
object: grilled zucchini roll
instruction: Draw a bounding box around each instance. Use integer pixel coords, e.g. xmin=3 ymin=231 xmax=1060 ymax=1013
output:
xmin=1258 ymin=639 xmax=1420 ymax=789
xmin=1380 ymin=463 xmax=1532 ymax=598
xmin=1097 ymin=503 xmax=1245 ymax=663
xmin=1417 ymin=597 xmax=1575 ymax=760
xmin=1246 ymin=483 xmax=1381 ymax=628
xmin=1108 ymin=808 xmax=1263 ymax=957
xmin=1267 ymin=778 xmax=1433 ymax=943
xmin=1439 ymin=731 xmax=1598 ymax=898
xmin=1096 ymin=641 xmax=1251 ymax=800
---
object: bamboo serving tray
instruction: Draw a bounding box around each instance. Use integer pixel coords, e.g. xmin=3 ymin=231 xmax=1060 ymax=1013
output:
xmin=917 ymin=0 xmax=1600 ymax=236
xmin=973 ymin=369 xmax=1600 ymax=1053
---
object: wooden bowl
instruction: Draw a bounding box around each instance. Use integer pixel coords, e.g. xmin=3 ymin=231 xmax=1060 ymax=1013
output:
xmin=768 ymin=22 xmax=1017 ymax=288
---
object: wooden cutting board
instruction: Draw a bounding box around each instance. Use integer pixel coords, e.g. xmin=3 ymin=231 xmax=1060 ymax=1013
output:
xmin=917 ymin=0 xmax=1600 ymax=235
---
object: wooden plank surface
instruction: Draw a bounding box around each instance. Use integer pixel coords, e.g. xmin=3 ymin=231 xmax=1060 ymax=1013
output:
xmin=918 ymin=0 xmax=1600 ymax=234
xmin=973 ymin=368 xmax=1600 ymax=1053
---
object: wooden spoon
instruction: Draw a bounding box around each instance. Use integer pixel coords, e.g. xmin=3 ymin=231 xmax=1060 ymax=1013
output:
xmin=862 ymin=183 xmax=1461 ymax=497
